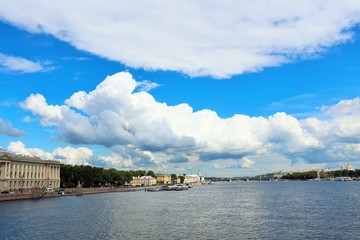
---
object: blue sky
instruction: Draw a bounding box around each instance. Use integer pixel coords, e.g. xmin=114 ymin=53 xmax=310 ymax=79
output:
xmin=1 ymin=1 xmax=360 ymax=177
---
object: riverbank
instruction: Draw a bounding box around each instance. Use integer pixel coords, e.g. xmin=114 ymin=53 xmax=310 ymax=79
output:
xmin=0 ymin=186 xmax=145 ymax=202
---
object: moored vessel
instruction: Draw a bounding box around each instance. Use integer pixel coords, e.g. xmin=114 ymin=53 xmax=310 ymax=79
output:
xmin=334 ymin=177 xmax=352 ymax=181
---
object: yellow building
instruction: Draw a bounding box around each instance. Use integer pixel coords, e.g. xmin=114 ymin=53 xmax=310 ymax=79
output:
xmin=156 ymin=175 xmax=171 ymax=185
xmin=0 ymin=148 xmax=61 ymax=192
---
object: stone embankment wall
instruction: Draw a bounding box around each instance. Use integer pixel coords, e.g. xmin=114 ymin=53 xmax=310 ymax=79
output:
xmin=0 ymin=192 xmax=34 ymax=202
xmin=82 ymin=187 xmax=138 ymax=195
xmin=0 ymin=187 xmax=141 ymax=202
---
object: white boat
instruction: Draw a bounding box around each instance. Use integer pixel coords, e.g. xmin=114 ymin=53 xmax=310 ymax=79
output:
xmin=334 ymin=177 xmax=353 ymax=181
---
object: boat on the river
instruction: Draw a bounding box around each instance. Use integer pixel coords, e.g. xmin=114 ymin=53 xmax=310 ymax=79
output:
xmin=166 ymin=185 xmax=189 ymax=191
xmin=146 ymin=188 xmax=162 ymax=192
xmin=334 ymin=177 xmax=353 ymax=181
xmin=146 ymin=185 xmax=189 ymax=192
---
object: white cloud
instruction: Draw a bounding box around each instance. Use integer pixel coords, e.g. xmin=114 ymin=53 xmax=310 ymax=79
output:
xmin=321 ymin=98 xmax=360 ymax=118
xmin=0 ymin=53 xmax=52 ymax=73
xmin=20 ymin=72 xmax=360 ymax=172
xmin=6 ymin=141 xmax=142 ymax=169
xmin=240 ymin=157 xmax=255 ymax=168
xmin=317 ymin=98 xmax=360 ymax=140
xmin=209 ymin=156 xmax=255 ymax=170
xmin=20 ymin=94 xmax=64 ymax=126
xmin=0 ymin=1 xmax=359 ymax=77
xmin=98 ymin=154 xmax=134 ymax=169
xmin=52 ymin=146 xmax=93 ymax=165
xmin=8 ymin=141 xmax=52 ymax=160
xmin=136 ymin=80 xmax=160 ymax=92
xmin=7 ymin=141 xmax=94 ymax=165
xmin=267 ymin=112 xmax=321 ymax=153
xmin=0 ymin=118 xmax=25 ymax=137
xmin=22 ymin=116 xmax=35 ymax=123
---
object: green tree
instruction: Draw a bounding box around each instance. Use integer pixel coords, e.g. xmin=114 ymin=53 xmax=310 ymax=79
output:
xmin=131 ymin=170 xmax=146 ymax=177
xmin=282 ymin=171 xmax=317 ymax=180
xmin=81 ymin=165 xmax=94 ymax=187
xmin=171 ymin=174 xmax=178 ymax=184
xmin=92 ymin=167 xmax=105 ymax=187
xmin=146 ymin=170 xmax=156 ymax=178
xmin=178 ymin=175 xmax=185 ymax=183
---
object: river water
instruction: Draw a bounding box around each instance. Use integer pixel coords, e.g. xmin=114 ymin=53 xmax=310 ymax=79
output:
xmin=1 ymin=181 xmax=359 ymax=240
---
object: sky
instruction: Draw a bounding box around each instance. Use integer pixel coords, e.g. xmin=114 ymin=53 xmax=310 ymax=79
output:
xmin=1 ymin=1 xmax=360 ymax=177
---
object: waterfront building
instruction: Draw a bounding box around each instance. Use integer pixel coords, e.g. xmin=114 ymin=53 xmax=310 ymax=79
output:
xmin=156 ymin=174 xmax=172 ymax=185
xmin=184 ymin=171 xmax=205 ymax=184
xmin=130 ymin=176 xmax=156 ymax=186
xmin=346 ymin=161 xmax=353 ymax=171
xmin=0 ymin=148 xmax=61 ymax=192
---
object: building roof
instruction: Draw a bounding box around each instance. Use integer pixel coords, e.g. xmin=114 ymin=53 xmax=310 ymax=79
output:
xmin=0 ymin=148 xmax=11 ymax=157
xmin=0 ymin=148 xmax=60 ymax=164
xmin=133 ymin=176 xmax=155 ymax=179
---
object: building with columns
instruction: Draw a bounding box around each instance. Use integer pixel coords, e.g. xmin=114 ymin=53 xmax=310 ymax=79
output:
xmin=156 ymin=174 xmax=172 ymax=185
xmin=0 ymin=148 xmax=61 ymax=192
xmin=130 ymin=176 xmax=157 ymax=187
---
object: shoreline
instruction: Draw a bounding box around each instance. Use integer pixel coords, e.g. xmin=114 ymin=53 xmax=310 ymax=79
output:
xmin=0 ymin=186 xmax=146 ymax=202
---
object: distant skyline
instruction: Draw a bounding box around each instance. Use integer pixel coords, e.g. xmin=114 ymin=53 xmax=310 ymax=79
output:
xmin=1 ymin=1 xmax=360 ymax=177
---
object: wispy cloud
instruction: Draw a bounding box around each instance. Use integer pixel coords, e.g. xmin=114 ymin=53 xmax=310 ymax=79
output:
xmin=22 ymin=116 xmax=35 ymax=123
xmin=0 ymin=53 xmax=53 ymax=73
xmin=61 ymin=56 xmax=89 ymax=61
xmin=0 ymin=100 xmax=17 ymax=107
xmin=268 ymin=93 xmax=318 ymax=110
xmin=136 ymin=80 xmax=160 ymax=92
xmin=0 ymin=118 xmax=25 ymax=137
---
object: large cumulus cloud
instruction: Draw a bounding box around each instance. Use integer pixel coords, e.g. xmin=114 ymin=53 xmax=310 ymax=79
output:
xmin=20 ymin=72 xmax=360 ymax=170
xmin=0 ymin=1 xmax=360 ymax=77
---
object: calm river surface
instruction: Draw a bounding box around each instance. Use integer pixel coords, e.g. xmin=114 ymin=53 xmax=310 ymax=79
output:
xmin=1 ymin=181 xmax=360 ymax=240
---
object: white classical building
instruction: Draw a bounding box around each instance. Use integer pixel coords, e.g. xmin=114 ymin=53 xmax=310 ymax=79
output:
xmin=346 ymin=161 xmax=353 ymax=171
xmin=184 ymin=171 xmax=205 ymax=184
xmin=0 ymin=148 xmax=61 ymax=192
xmin=130 ymin=176 xmax=157 ymax=186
